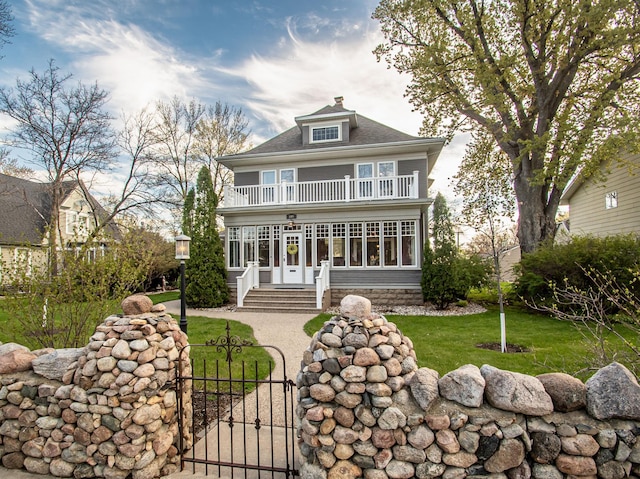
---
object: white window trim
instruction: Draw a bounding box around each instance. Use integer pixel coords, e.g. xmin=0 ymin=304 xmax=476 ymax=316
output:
xmin=308 ymin=121 xmax=343 ymax=144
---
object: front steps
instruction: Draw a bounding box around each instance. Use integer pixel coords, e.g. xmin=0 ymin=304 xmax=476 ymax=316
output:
xmin=239 ymin=288 xmax=321 ymax=313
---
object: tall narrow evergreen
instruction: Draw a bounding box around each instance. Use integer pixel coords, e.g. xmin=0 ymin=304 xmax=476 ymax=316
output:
xmin=183 ymin=166 xmax=229 ymax=307
xmin=421 ymin=192 xmax=488 ymax=309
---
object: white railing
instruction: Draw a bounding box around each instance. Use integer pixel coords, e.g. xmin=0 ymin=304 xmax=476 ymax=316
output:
xmin=236 ymin=261 xmax=260 ymax=307
xmin=223 ymin=171 xmax=419 ymax=208
xmin=315 ymin=260 xmax=330 ymax=310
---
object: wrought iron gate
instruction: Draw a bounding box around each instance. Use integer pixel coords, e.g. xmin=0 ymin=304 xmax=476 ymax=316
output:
xmin=176 ymin=321 xmax=299 ymax=478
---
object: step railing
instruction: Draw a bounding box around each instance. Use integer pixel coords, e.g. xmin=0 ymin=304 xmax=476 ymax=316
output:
xmin=236 ymin=261 xmax=260 ymax=307
xmin=315 ymin=260 xmax=330 ymax=310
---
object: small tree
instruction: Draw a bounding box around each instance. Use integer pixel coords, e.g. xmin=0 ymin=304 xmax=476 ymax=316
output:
xmin=3 ymin=234 xmax=151 ymax=349
xmin=183 ymin=166 xmax=229 ymax=308
xmin=421 ymin=192 xmax=489 ymax=309
xmin=454 ymin=131 xmax=516 ymax=351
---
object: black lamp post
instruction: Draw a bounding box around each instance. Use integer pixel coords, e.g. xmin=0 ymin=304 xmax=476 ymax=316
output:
xmin=175 ymin=234 xmax=191 ymax=334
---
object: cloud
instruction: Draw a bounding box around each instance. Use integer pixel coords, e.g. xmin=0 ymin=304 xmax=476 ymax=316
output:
xmin=223 ymin=20 xmax=424 ymax=139
xmin=22 ymin=0 xmax=217 ymax=113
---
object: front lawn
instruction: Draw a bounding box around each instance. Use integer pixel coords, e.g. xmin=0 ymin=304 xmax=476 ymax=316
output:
xmin=305 ymin=307 xmax=615 ymax=380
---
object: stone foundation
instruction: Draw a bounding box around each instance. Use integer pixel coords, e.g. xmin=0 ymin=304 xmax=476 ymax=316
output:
xmin=331 ymin=288 xmax=423 ymax=307
xmin=297 ymin=295 xmax=640 ymax=479
xmin=0 ymin=295 xmax=192 ymax=478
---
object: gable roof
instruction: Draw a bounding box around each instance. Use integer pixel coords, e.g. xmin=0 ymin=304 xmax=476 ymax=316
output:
xmin=0 ymin=174 xmax=72 ymax=245
xmin=0 ymin=174 xmax=117 ymax=246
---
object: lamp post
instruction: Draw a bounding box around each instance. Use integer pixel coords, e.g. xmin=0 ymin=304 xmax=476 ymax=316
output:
xmin=175 ymin=234 xmax=191 ymax=334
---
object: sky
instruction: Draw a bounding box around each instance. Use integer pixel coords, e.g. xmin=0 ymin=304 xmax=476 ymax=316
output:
xmin=0 ymin=0 xmax=468 ymax=203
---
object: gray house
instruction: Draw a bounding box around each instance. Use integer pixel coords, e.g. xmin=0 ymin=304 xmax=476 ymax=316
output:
xmin=560 ymin=152 xmax=640 ymax=237
xmin=217 ymin=98 xmax=445 ymax=311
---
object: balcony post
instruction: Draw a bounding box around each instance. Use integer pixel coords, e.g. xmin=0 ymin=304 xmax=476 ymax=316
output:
xmin=413 ymin=171 xmax=419 ymax=198
xmin=344 ymin=175 xmax=350 ymax=202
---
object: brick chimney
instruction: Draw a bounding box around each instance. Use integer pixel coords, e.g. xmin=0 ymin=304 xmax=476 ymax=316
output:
xmin=334 ymin=96 xmax=344 ymax=106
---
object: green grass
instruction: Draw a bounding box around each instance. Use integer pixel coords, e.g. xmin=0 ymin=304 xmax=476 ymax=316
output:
xmin=305 ymin=307 xmax=611 ymax=380
xmin=146 ymin=291 xmax=180 ymax=304
xmin=184 ymin=315 xmax=275 ymax=393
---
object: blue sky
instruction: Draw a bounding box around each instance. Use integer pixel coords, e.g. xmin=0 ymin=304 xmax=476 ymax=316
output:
xmin=0 ymin=0 xmax=466 ymax=196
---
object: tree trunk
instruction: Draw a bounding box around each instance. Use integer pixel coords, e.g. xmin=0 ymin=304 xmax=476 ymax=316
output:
xmin=513 ymin=177 xmax=557 ymax=253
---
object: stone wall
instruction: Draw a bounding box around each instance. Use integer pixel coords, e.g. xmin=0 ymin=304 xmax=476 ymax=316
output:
xmin=297 ymin=295 xmax=640 ymax=479
xmin=0 ymin=294 xmax=192 ymax=478
xmin=331 ymin=288 xmax=423 ymax=307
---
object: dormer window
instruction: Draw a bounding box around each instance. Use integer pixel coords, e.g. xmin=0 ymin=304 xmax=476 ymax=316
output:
xmin=310 ymin=125 xmax=341 ymax=143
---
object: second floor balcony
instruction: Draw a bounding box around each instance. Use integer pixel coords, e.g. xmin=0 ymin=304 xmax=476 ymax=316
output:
xmin=222 ymin=172 xmax=421 ymax=208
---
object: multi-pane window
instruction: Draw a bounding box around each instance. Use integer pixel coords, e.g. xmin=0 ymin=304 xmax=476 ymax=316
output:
xmin=349 ymin=223 xmax=363 ymax=267
xmin=66 ymin=211 xmax=89 ymax=235
xmin=401 ymin=221 xmax=417 ymax=266
xmin=605 ymin=191 xmax=618 ymax=209
xmin=332 ymin=223 xmax=346 ymax=267
xmin=228 ymin=227 xmax=241 ymax=267
xmin=258 ymin=226 xmax=270 ymax=267
xmin=383 ymin=221 xmax=398 ymax=266
xmin=366 ymin=222 xmax=380 ymax=266
xmin=316 ymin=224 xmax=329 ymax=266
xmin=242 ymin=226 xmax=256 ymax=266
xmin=311 ymin=126 xmax=339 ymax=142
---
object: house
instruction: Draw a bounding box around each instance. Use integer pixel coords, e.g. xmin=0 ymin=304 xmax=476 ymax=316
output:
xmin=0 ymin=173 xmax=117 ymax=284
xmin=217 ymin=97 xmax=445 ymax=310
xmin=560 ymin=152 xmax=640 ymax=237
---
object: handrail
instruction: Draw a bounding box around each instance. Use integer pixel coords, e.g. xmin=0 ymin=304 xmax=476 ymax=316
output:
xmin=315 ymin=260 xmax=330 ymax=310
xmin=236 ymin=261 xmax=260 ymax=307
xmin=222 ymin=173 xmax=419 ymax=208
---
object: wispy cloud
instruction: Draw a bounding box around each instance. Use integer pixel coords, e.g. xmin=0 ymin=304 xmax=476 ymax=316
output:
xmin=22 ymin=0 xmax=216 ymax=112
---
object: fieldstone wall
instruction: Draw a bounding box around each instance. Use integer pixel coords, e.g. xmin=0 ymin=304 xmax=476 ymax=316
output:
xmin=297 ymin=295 xmax=640 ymax=479
xmin=0 ymin=294 xmax=192 ymax=478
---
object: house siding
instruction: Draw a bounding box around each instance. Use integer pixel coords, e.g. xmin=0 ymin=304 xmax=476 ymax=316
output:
xmin=568 ymin=154 xmax=640 ymax=236
xmin=234 ymin=171 xmax=259 ymax=187
xmin=298 ymin=164 xmax=353 ymax=182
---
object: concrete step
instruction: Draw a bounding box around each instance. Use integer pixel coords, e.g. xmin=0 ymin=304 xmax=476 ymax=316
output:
xmin=239 ymin=288 xmax=321 ymax=313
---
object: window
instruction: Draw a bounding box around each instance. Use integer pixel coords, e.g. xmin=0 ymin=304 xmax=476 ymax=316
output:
xmin=332 ymin=224 xmax=346 ymax=267
xmin=14 ymin=248 xmax=32 ymax=277
xmin=311 ymin=125 xmax=340 ymax=142
xmin=357 ymin=163 xmax=374 ymax=198
xmin=378 ymin=162 xmax=396 ymax=197
xmin=228 ymin=227 xmax=241 ymax=268
xmin=258 ymin=226 xmax=270 ymax=267
xmin=383 ymin=221 xmax=398 ymax=266
xmin=66 ymin=211 xmax=89 ymax=235
xmin=280 ymin=169 xmax=295 ymax=202
xmin=316 ymin=224 xmax=329 ymax=266
xmin=366 ymin=222 xmax=380 ymax=266
xmin=401 ymin=221 xmax=417 ymax=266
xmin=605 ymin=191 xmax=618 ymax=209
xmin=243 ymin=226 xmax=256 ymax=266
xmin=349 ymin=223 xmax=363 ymax=267
xmin=261 ymin=170 xmax=276 ymax=203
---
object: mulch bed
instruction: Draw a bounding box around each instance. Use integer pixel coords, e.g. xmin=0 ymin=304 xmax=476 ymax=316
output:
xmin=190 ymin=390 xmax=235 ymax=437
xmin=475 ymin=342 xmax=530 ymax=353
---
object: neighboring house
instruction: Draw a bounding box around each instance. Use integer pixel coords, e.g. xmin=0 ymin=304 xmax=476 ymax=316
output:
xmin=0 ymin=173 xmax=117 ymax=284
xmin=217 ymin=97 xmax=445 ymax=308
xmin=560 ymin=152 xmax=640 ymax=237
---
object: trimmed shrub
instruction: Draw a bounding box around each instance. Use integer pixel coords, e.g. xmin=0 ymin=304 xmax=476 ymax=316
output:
xmin=514 ymin=234 xmax=640 ymax=308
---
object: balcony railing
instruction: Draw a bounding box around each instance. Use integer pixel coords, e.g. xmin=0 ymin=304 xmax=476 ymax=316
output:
xmin=222 ymin=172 xmax=420 ymax=208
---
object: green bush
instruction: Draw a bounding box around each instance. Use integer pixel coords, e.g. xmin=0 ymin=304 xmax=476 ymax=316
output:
xmin=514 ymin=234 xmax=640 ymax=307
xmin=468 ymin=282 xmax=515 ymax=305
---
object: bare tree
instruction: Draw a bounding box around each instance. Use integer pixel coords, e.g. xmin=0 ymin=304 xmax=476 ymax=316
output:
xmin=194 ymin=101 xmax=251 ymax=200
xmin=0 ymin=60 xmax=115 ymax=272
xmin=0 ymin=0 xmax=14 ymax=58
xmin=146 ymin=96 xmax=205 ymax=214
xmin=0 ymin=147 xmax=32 ymax=178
